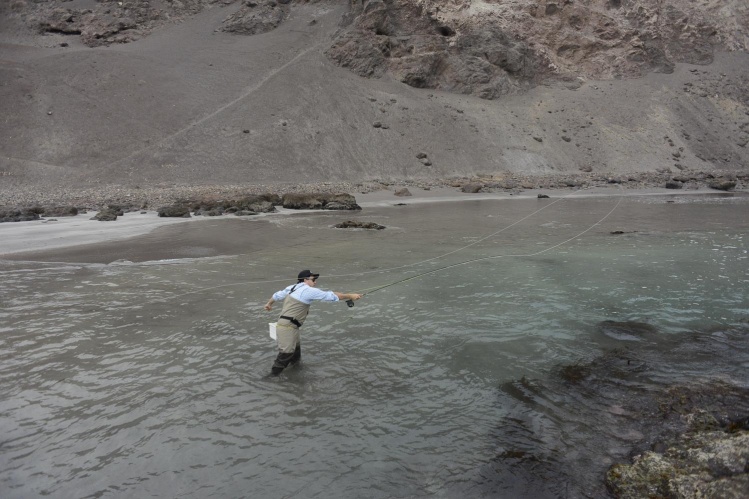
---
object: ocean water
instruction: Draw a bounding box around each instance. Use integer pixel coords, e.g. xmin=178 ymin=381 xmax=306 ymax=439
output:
xmin=1 ymin=193 xmax=748 ymax=498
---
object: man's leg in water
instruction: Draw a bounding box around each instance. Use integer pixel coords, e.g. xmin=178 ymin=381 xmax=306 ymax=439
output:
xmin=270 ymin=325 xmax=299 ymax=376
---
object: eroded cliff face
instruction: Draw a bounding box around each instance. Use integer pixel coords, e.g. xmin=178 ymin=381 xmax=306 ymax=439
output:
xmin=4 ymin=1 xmax=747 ymax=97
xmin=1 ymin=0 xmax=234 ymax=47
xmin=326 ymin=0 xmax=749 ymax=98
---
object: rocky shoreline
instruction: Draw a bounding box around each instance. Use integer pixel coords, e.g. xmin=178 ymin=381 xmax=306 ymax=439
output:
xmin=1 ymin=170 xmax=745 ymax=223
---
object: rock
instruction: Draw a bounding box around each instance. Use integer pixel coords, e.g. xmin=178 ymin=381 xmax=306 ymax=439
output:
xmin=188 ymin=194 xmax=278 ymax=215
xmin=605 ymin=430 xmax=749 ymax=499
xmin=334 ymin=220 xmax=385 ymax=230
xmin=394 ymin=188 xmax=412 ymax=197
xmin=91 ymin=207 xmax=119 ymax=221
xmin=42 ymin=206 xmax=78 ymax=217
xmin=0 ymin=208 xmax=41 ymax=223
xmin=665 ymin=180 xmax=683 ymax=189
xmin=709 ymin=180 xmax=737 ymax=191
xmin=416 ymin=152 xmax=428 ymax=159
xmin=221 ymin=2 xmax=289 ymax=36
xmin=157 ymin=204 xmax=191 ymax=218
xmin=282 ymin=193 xmax=361 ymax=210
xmin=461 ymin=183 xmax=483 ymax=193
xmin=372 ymin=121 xmax=382 ymax=128
xmin=538 ymin=194 xmax=550 ymax=198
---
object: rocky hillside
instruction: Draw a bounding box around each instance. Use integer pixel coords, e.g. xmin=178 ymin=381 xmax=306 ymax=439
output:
xmin=0 ymin=0 xmax=747 ymax=204
xmin=328 ymin=0 xmax=749 ymax=98
xmin=7 ymin=0 xmax=748 ymax=96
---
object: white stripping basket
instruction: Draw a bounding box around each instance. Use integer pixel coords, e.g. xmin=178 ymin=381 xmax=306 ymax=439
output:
xmin=269 ymin=323 xmax=277 ymax=340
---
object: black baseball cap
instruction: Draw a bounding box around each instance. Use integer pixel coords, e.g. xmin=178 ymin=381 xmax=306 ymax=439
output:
xmin=298 ymin=270 xmax=320 ymax=280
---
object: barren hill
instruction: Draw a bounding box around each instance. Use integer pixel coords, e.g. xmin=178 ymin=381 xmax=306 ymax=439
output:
xmin=1 ymin=0 xmax=747 ymax=205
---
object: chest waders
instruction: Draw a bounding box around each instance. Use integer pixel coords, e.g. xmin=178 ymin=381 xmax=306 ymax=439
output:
xmin=271 ymin=286 xmax=310 ymax=376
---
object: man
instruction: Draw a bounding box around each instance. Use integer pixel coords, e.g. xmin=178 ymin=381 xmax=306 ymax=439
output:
xmin=264 ymin=270 xmax=363 ymax=376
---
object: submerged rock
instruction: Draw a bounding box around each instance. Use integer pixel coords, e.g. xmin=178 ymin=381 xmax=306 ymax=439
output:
xmin=605 ymin=428 xmax=749 ymax=498
xmin=597 ymin=320 xmax=658 ymax=341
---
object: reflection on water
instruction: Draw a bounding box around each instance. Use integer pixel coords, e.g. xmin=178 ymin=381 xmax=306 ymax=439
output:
xmin=1 ymin=194 xmax=748 ymax=498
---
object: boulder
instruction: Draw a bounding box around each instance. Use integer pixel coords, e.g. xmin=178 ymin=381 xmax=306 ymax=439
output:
xmin=605 ymin=429 xmax=749 ymax=499
xmin=394 ymin=188 xmax=412 ymax=197
xmin=709 ymin=180 xmax=737 ymax=191
xmin=334 ymin=220 xmax=386 ymax=230
xmin=0 ymin=208 xmax=41 ymax=223
xmin=282 ymin=193 xmax=361 ymax=210
xmin=42 ymin=206 xmax=79 ymax=217
xmin=157 ymin=204 xmax=191 ymax=218
xmin=461 ymin=183 xmax=483 ymax=193
xmin=91 ymin=207 xmax=119 ymax=221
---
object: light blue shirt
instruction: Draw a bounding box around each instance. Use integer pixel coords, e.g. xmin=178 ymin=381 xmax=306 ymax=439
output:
xmin=272 ymin=282 xmax=339 ymax=305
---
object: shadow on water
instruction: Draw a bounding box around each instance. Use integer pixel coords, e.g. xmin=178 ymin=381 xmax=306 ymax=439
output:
xmin=463 ymin=321 xmax=749 ymax=498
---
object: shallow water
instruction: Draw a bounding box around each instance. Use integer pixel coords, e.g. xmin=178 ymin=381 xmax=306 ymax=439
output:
xmin=1 ymin=193 xmax=748 ymax=498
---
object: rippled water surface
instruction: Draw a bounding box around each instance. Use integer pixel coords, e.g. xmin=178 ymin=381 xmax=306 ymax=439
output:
xmin=2 ymin=194 xmax=748 ymax=498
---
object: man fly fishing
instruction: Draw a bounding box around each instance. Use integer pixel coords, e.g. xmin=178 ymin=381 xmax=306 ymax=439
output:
xmin=264 ymin=270 xmax=363 ymax=376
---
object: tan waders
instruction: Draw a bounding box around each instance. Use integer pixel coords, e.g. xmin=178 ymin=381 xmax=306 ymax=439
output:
xmin=271 ymin=294 xmax=310 ymax=376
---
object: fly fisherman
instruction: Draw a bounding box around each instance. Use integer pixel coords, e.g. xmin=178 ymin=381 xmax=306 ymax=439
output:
xmin=264 ymin=270 xmax=363 ymax=376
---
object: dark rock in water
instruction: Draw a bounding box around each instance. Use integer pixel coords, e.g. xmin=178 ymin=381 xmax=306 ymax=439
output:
xmin=158 ymin=204 xmax=191 ymax=218
xmin=665 ymin=180 xmax=683 ymax=189
xmin=0 ymin=207 xmax=41 ymax=223
xmin=334 ymin=220 xmax=385 ymax=230
xmin=538 ymin=194 xmax=550 ymax=198
xmin=597 ymin=320 xmax=658 ymax=341
xmin=502 ymin=326 xmax=749 ymax=499
xmin=559 ymin=362 xmax=592 ymax=383
xmin=91 ymin=207 xmax=120 ymax=221
xmin=234 ymin=210 xmax=258 ymax=216
xmin=42 ymin=206 xmax=78 ymax=217
xmin=282 ymin=193 xmax=361 ymax=210
xmin=605 ymin=425 xmax=749 ymax=498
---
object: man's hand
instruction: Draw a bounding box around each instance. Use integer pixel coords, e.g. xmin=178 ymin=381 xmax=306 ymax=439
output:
xmin=264 ymin=301 xmax=274 ymax=311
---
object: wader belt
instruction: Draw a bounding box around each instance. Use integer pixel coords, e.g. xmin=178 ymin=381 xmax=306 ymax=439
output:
xmin=279 ymin=315 xmax=302 ymax=328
